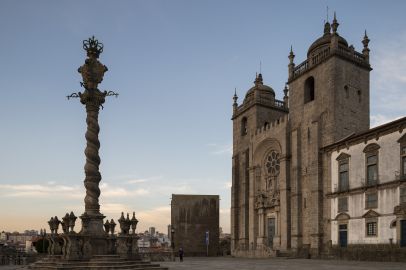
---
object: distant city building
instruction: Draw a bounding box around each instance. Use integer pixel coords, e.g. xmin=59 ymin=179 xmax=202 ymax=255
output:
xmin=137 ymin=230 xmax=171 ymax=252
xmin=149 ymin=227 xmax=156 ymax=237
xmin=0 ymin=231 xmax=7 ymax=241
xmin=0 ymin=230 xmax=38 ymax=253
xmin=171 ymin=194 xmax=219 ymax=256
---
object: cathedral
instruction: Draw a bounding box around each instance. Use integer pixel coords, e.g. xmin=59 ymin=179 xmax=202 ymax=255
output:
xmin=231 ymin=15 xmax=406 ymax=259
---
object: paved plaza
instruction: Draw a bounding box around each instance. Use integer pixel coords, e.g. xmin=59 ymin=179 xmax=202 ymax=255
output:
xmin=159 ymin=257 xmax=406 ymax=270
xmin=1 ymin=257 xmax=406 ymax=269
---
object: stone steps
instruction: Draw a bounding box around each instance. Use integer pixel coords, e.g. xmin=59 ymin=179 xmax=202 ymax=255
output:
xmin=28 ymin=255 xmax=168 ymax=270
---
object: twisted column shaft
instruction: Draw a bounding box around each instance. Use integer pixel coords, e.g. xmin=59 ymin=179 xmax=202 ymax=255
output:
xmin=84 ymin=103 xmax=102 ymax=214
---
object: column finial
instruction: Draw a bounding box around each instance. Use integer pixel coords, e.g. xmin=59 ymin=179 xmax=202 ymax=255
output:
xmin=331 ymin=11 xmax=339 ymax=34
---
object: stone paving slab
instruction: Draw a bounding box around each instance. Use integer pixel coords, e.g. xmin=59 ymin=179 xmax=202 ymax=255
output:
xmin=2 ymin=257 xmax=406 ymax=270
xmin=159 ymin=257 xmax=406 ymax=270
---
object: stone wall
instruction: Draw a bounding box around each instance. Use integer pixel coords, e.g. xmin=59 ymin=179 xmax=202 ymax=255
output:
xmin=171 ymin=194 xmax=219 ymax=256
xmin=326 ymin=244 xmax=406 ymax=262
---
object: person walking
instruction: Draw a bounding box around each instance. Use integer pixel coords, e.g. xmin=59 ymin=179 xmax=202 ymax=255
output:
xmin=178 ymin=247 xmax=184 ymax=262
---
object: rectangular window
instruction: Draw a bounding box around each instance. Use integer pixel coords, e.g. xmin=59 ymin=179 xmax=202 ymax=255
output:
xmin=402 ymin=146 xmax=406 ymax=177
xmin=366 ymin=221 xmax=377 ymax=236
xmin=403 ymin=156 xmax=406 ymax=176
xmin=338 ymin=197 xmax=348 ymax=212
xmin=339 ymin=224 xmax=347 ymax=230
xmin=339 ymin=163 xmax=349 ymax=191
xmin=366 ymin=193 xmax=378 ymax=209
xmin=400 ymin=187 xmax=406 ymax=204
xmin=366 ymin=155 xmax=378 ymax=185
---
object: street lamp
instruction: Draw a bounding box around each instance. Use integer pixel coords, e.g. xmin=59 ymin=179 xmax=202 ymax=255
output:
xmin=171 ymin=227 xmax=175 ymax=261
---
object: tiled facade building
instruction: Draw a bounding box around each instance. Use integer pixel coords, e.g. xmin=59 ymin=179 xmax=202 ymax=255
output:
xmin=231 ymin=15 xmax=406 ymax=258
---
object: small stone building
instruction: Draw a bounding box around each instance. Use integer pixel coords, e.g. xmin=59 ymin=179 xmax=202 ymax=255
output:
xmin=231 ymin=15 xmax=406 ymax=259
xmin=171 ymin=194 xmax=219 ymax=256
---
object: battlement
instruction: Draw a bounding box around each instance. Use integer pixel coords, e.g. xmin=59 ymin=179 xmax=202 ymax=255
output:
xmin=253 ymin=114 xmax=289 ymax=137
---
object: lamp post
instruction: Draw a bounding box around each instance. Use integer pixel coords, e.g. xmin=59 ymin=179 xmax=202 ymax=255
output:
xmin=67 ymin=36 xmax=118 ymax=235
xmin=171 ymin=227 xmax=175 ymax=261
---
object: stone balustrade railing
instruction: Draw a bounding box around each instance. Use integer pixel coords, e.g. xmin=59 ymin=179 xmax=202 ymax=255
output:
xmin=290 ymin=45 xmax=369 ymax=81
xmin=44 ymin=211 xmax=140 ymax=260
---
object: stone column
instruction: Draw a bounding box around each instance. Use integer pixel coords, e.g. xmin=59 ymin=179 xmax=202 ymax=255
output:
xmin=279 ymin=154 xmax=290 ymax=251
xmin=248 ymin=166 xmax=256 ymax=250
xmin=290 ymin=129 xmax=302 ymax=250
xmin=80 ymin=91 xmax=106 ymax=235
xmin=76 ymin=37 xmax=109 ymax=236
xmin=256 ymin=209 xmax=265 ymax=248
xmin=68 ymin=37 xmax=117 ymax=243
xmin=309 ymin=121 xmax=322 ymax=256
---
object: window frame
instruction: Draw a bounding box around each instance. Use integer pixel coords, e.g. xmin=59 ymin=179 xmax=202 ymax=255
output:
xmin=365 ymin=219 xmax=378 ymax=237
xmin=401 ymin=145 xmax=406 ymax=179
xmin=365 ymin=192 xmax=378 ymax=209
xmin=336 ymin=153 xmax=350 ymax=192
xmin=400 ymin=186 xmax=406 ymax=204
xmin=363 ymin=144 xmax=380 ymax=187
xmin=338 ymin=161 xmax=349 ymax=192
xmin=338 ymin=196 xmax=348 ymax=212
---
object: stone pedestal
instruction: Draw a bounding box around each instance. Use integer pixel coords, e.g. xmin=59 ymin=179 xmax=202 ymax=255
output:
xmin=80 ymin=213 xmax=106 ymax=236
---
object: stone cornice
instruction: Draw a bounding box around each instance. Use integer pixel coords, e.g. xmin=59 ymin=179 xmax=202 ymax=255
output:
xmin=323 ymin=117 xmax=406 ymax=154
xmin=326 ymin=178 xmax=406 ymax=199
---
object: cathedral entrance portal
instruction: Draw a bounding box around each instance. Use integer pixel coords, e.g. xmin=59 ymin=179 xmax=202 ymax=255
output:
xmin=267 ymin=218 xmax=275 ymax=248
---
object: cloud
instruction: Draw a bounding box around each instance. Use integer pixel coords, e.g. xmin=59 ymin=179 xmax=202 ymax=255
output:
xmin=370 ymin=114 xmax=402 ymax=128
xmin=0 ymin=183 xmax=82 ymax=198
xmin=126 ymin=175 xmax=163 ymax=184
xmin=207 ymin=142 xmax=233 ymax=155
xmin=0 ymin=181 xmax=150 ymax=199
xmin=127 ymin=178 xmax=148 ymax=184
xmin=153 ymin=183 xmax=195 ymax=196
xmin=100 ymin=182 xmax=150 ymax=197
xmin=102 ymin=203 xmax=131 ymax=215
xmin=136 ymin=206 xmax=171 ymax=233
xmin=371 ymin=32 xmax=406 ymax=119
xmin=219 ymin=208 xmax=230 ymax=233
xmin=224 ymin=181 xmax=232 ymax=189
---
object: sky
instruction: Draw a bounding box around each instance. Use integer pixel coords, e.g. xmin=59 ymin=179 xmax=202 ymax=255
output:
xmin=1 ymin=0 xmax=406 ymax=234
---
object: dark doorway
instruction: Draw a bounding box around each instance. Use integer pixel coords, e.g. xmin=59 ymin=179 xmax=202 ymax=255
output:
xmin=401 ymin=220 xmax=406 ymax=247
xmin=268 ymin=218 xmax=275 ymax=248
xmin=339 ymin=224 xmax=348 ymax=247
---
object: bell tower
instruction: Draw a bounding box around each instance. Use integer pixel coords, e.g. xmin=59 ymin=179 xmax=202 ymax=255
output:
xmin=231 ymin=73 xmax=288 ymax=254
xmin=287 ymin=14 xmax=372 ymax=256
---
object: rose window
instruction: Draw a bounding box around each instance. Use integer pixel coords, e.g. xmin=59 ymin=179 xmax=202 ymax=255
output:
xmin=265 ymin=151 xmax=280 ymax=176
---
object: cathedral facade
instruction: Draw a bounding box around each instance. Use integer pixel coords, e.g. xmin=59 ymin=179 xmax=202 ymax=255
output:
xmin=231 ymin=16 xmax=406 ymax=258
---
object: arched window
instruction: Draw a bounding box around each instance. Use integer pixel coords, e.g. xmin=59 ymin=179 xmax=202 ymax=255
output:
xmin=241 ymin=117 xmax=248 ymax=136
xmin=304 ymin=76 xmax=315 ymax=103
